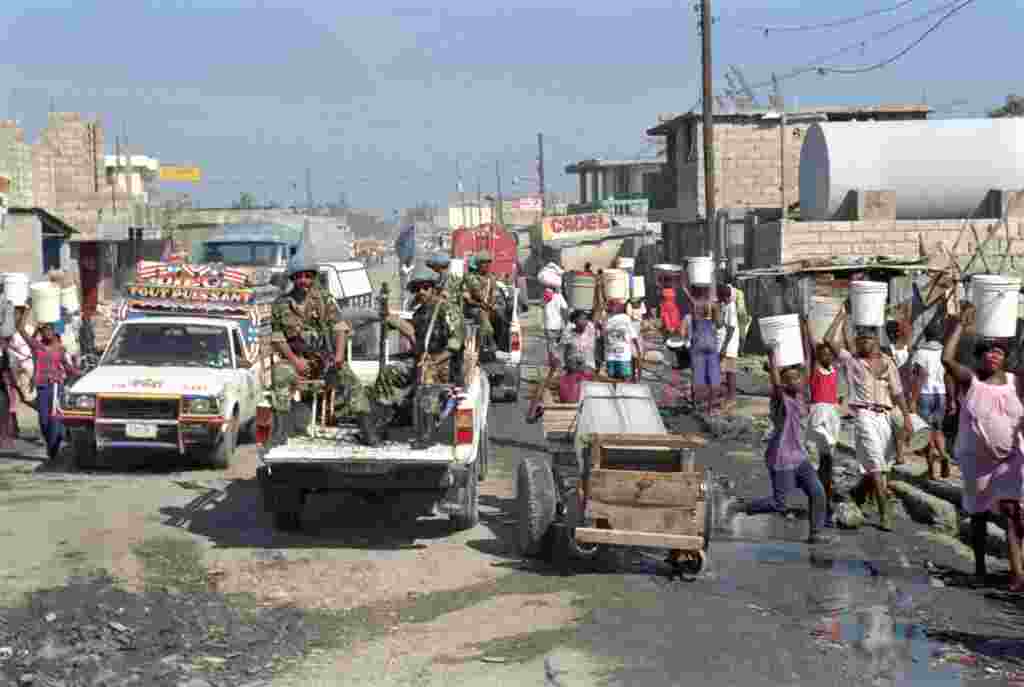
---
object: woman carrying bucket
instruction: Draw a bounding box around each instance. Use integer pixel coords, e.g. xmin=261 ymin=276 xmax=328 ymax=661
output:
xmin=943 ymin=302 xmax=1024 ymax=588
xmin=826 ymin=298 xmax=915 ymax=532
xmin=680 ymin=281 xmax=722 ymax=417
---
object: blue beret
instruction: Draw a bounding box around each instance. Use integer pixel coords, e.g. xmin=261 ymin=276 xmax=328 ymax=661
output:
xmin=426 ymin=254 xmax=451 ymax=267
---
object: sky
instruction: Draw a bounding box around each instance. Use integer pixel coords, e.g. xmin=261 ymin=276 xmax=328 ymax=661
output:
xmin=0 ymin=0 xmax=1013 ymax=215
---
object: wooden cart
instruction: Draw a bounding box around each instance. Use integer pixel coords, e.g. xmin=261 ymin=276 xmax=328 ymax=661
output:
xmin=518 ymin=382 xmax=712 ymax=575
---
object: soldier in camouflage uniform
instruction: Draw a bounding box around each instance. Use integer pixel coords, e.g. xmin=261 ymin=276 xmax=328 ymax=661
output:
xmin=370 ymin=266 xmax=463 ymax=448
xmin=463 ymin=250 xmax=498 ymax=354
xmin=426 ymin=253 xmax=465 ymax=379
xmin=269 ymin=231 xmax=377 ymax=445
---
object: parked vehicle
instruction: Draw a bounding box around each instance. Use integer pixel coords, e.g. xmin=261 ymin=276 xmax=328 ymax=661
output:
xmin=318 ymin=261 xmax=374 ymax=310
xmin=61 ymin=316 xmax=263 ymax=470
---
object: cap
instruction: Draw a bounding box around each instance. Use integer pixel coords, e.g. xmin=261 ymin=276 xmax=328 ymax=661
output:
xmin=426 ymin=253 xmax=451 ymax=267
xmin=407 ymin=265 xmax=438 ymax=291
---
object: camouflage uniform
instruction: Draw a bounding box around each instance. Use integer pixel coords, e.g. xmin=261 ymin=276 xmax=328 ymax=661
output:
xmin=269 ymin=284 xmax=370 ymax=417
xmin=463 ymin=269 xmax=497 ymax=340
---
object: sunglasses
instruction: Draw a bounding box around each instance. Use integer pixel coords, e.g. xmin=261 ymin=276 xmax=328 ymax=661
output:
xmin=411 ymin=283 xmax=432 ymax=292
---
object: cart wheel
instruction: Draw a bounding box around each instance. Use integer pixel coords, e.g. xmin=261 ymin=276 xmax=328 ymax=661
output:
xmin=565 ymin=491 xmax=603 ymax=561
xmin=670 ymin=550 xmax=705 ymax=575
xmin=702 ymin=468 xmax=714 ymax=553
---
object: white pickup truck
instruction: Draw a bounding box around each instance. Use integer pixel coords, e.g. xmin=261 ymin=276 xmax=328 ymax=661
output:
xmin=61 ymin=316 xmax=262 ymax=469
xmin=257 ymin=290 xmax=490 ymax=533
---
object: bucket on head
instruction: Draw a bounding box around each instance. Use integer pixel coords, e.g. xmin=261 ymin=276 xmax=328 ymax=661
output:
xmin=653 ymin=264 xmax=683 ymax=288
xmin=849 ymin=281 xmax=888 ymax=328
xmin=564 ymin=271 xmax=596 ymax=311
xmin=602 ymin=268 xmax=629 ymax=301
xmin=30 ymin=282 xmax=61 ymax=324
xmin=759 ymin=314 xmax=804 ymax=368
xmin=615 ymin=257 xmax=635 ymax=271
xmin=666 ymin=337 xmax=685 ymax=350
xmin=972 ymin=275 xmax=1021 ymax=339
xmin=539 ymin=266 xmax=563 ymax=289
xmin=630 ymin=274 xmax=646 ymax=300
xmin=4 ymin=273 xmax=29 ymax=307
xmin=687 ymin=256 xmax=714 ymax=286
xmin=809 ymin=297 xmax=843 ymax=343
xmin=60 ymin=286 xmax=80 ymax=314
xmin=449 ymin=258 xmax=465 ymax=278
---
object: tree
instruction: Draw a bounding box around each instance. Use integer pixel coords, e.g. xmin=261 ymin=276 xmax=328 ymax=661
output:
xmin=233 ymin=192 xmax=258 ymax=209
xmin=989 ymin=95 xmax=1024 ymax=118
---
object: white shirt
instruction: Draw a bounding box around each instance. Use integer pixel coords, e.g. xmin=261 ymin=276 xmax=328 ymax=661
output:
xmin=912 ymin=343 xmax=946 ymax=394
xmin=717 ymin=299 xmax=740 ymax=358
xmin=891 ymin=345 xmax=910 ymax=368
xmin=604 ymin=313 xmax=637 ymax=363
xmin=543 ymin=292 xmax=568 ymax=331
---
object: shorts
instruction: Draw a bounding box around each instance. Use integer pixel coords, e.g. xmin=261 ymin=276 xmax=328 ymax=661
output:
xmin=917 ymin=393 xmax=946 ymax=429
xmin=853 ymin=409 xmax=896 ymax=474
xmin=720 ymin=356 xmax=737 ymax=374
xmin=692 ymin=350 xmax=721 ymax=388
xmin=606 ymin=360 xmax=633 ymax=379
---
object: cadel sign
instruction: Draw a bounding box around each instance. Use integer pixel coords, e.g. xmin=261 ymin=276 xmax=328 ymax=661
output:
xmin=541 ymin=213 xmax=611 ymax=242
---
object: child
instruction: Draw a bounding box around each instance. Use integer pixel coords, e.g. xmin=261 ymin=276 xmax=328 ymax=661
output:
xmin=680 ymin=281 xmax=722 ymax=416
xmin=604 ymin=301 xmax=640 ymax=381
xmin=741 ymin=349 xmax=837 ymax=545
xmin=802 ymin=314 xmax=842 ymax=528
xmin=911 ymin=321 xmax=952 ymax=480
xmin=717 ymin=284 xmax=739 ymax=411
xmin=543 ymin=287 xmax=569 ymax=366
xmin=16 ymin=312 xmax=78 ymax=461
xmin=558 ymin=351 xmax=594 ymax=403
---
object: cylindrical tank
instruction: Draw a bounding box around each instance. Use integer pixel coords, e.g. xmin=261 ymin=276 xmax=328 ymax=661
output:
xmin=799 ymin=119 xmax=1024 ymax=221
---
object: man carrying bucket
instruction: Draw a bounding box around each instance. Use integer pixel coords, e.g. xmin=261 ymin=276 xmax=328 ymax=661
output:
xmin=826 ymin=305 xmax=915 ymax=532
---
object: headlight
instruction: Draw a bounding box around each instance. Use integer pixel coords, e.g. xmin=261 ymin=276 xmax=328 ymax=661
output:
xmin=66 ymin=394 xmax=95 ymax=411
xmin=184 ymin=397 xmax=219 ymax=415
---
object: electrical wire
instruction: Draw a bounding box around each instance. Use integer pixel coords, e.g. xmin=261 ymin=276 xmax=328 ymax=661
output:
xmin=725 ymin=0 xmax=921 ymax=33
xmin=813 ymin=0 xmax=978 ymax=74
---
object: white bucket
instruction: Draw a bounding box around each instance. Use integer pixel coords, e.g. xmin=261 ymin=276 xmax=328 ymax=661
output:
xmin=849 ymin=281 xmax=888 ymax=327
xmin=630 ymin=274 xmax=646 ymax=300
xmin=30 ymin=281 xmax=61 ymax=323
xmin=564 ymin=271 xmax=596 ymax=311
xmin=538 ymin=265 xmax=563 ymax=289
xmin=449 ymin=258 xmax=465 ymax=278
xmin=60 ymin=286 xmax=80 ymax=314
xmin=615 ymin=257 xmax=635 ymax=270
xmin=603 ymin=268 xmax=630 ymax=301
xmin=759 ymin=314 xmax=804 ymax=368
xmin=687 ymin=256 xmax=714 ymax=286
xmin=653 ymin=263 xmax=683 ymax=288
xmin=4 ymin=273 xmax=29 ymax=307
xmin=809 ymin=297 xmax=843 ymax=343
xmin=973 ymin=275 xmax=1021 ymax=339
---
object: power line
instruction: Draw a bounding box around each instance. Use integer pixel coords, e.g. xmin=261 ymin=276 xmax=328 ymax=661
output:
xmin=743 ymin=0 xmax=970 ymax=91
xmin=725 ymin=0 xmax=921 ymax=34
xmin=812 ymin=0 xmax=978 ymax=74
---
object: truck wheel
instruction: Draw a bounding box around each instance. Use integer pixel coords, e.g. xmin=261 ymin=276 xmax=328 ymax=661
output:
xmin=516 ymin=455 xmax=556 ymax=557
xmin=71 ymin=429 xmax=99 ymax=470
xmin=565 ymin=491 xmax=603 ymax=561
xmin=273 ymin=511 xmax=302 ymax=532
xmin=450 ymin=459 xmax=480 ymax=531
xmin=206 ymin=414 xmax=238 ymax=470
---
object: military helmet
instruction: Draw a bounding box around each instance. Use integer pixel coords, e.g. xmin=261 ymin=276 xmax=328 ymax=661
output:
xmin=426 ymin=253 xmax=451 ymax=268
xmin=407 ymin=265 xmax=438 ymax=291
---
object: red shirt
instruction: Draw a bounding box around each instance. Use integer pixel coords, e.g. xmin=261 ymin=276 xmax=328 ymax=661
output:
xmin=808 ymin=365 xmax=839 ymax=405
xmin=559 ymin=371 xmax=594 ymax=404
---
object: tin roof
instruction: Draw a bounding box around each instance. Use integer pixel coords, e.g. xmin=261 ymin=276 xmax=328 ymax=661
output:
xmin=647 ymin=103 xmax=932 ymax=135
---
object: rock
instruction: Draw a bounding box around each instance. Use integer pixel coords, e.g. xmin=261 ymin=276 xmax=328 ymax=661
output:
xmin=43 ymin=613 xmax=56 ymax=623
xmin=176 ymin=680 xmax=213 ymax=687
xmin=834 ymin=502 xmax=865 ymax=529
xmin=958 ymin=517 xmax=1009 ymax=558
xmin=107 ymin=622 xmax=130 ymax=634
xmin=17 ymin=675 xmax=35 ymax=686
xmin=930 ymin=577 xmax=946 ymax=588
xmin=889 ymin=481 xmax=959 ymax=533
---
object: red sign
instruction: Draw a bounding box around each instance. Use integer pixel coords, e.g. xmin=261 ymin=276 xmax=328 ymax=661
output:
xmin=541 ymin=213 xmax=611 ymax=241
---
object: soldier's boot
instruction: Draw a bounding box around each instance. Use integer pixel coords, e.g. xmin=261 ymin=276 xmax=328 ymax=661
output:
xmin=357 ymin=412 xmax=380 ymax=447
xmin=270 ymin=409 xmax=292 ymax=448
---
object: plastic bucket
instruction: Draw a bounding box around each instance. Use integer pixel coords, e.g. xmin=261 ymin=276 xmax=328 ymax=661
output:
xmin=687 ymin=256 xmax=714 ymax=286
xmin=653 ymin=264 xmax=683 ymax=288
xmin=449 ymin=258 xmax=465 ymax=278
xmin=615 ymin=257 xmax=635 ymax=271
xmin=30 ymin=282 xmax=61 ymax=323
xmin=564 ymin=271 xmax=596 ymax=311
xmin=603 ymin=268 xmax=630 ymax=301
xmin=809 ymin=297 xmax=843 ymax=342
xmin=759 ymin=314 xmax=804 ymax=368
xmin=538 ymin=264 xmax=563 ymax=289
xmin=4 ymin=273 xmax=29 ymax=307
xmin=60 ymin=286 xmax=80 ymax=314
xmin=849 ymin=281 xmax=888 ymax=327
xmin=630 ymin=274 xmax=646 ymax=300
xmin=973 ymin=275 xmax=1021 ymax=339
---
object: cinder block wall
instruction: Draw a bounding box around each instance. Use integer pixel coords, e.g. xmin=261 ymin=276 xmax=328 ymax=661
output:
xmin=0 ymin=121 xmax=33 ymax=207
xmin=0 ymin=214 xmax=44 ymax=278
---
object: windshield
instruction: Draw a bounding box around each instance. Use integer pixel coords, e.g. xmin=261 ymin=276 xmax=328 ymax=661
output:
xmin=103 ymin=323 xmax=233 ymax=369
xmin=203 ymin=242 xmax=286 ymax=267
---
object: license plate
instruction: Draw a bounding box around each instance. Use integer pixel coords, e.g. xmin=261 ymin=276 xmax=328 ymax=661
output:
xmin=125 ymin=423 xmax=158 ymax=439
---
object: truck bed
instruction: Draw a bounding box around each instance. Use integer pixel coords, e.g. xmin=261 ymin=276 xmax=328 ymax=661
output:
xmin=261 ymin=423 xmax=460 ymax=465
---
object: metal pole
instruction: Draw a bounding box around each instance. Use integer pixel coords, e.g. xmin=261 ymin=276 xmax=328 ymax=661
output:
xmin=537 ymin=133 xmax=546 ymax=216
xmin=700 ymin=0 xmax=716 ymax=260
xmin=773 ymin=73 xmax=786 ymax=221
xmin=495 ymin=160 xmax=503 ymax=226
xmin=456 ymin=158 xmax=466 ymax=228
xmin=477 ymin=178 xmax=483 ymax=228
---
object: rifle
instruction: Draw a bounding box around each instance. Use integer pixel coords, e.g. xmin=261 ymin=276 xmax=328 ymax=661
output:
xmin=378 ymin=282 xmax=390 ymax=374
xmin=413 ymin=298 xmax=443 ymax=441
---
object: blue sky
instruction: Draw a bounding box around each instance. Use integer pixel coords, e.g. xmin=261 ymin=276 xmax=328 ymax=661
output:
xmin=0 ymin=0 xmax=1012 ymax=214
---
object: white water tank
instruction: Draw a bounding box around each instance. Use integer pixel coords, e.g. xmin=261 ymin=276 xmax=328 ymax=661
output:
xmin=799 ymin=119 xmax=1024 ymax=221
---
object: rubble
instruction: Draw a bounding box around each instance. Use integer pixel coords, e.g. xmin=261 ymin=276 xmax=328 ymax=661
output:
xmin=833 ymin=502 xmax=865 ymax=530
xmin=888 ymin=481 xmax=959 ymax=533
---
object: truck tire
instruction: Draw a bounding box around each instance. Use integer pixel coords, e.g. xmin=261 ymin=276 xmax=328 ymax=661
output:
xmin=450 ymin=459 xmax=480 ymax=531
xmin=564 ymin=491 xmax=603 ymax=561
xmin=71 ymin=429 xmax=99 ymax=470
xmin=205 ymin=413 xmax=237 ymax=470
xmin=516 ymin=456 xmax=556 ymax=557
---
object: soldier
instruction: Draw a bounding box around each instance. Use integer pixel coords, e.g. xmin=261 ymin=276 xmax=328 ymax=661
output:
xmin=269 ymin=238 xmax=376 ymax=445
xmin=426 ymin=253 xmax=465 ymax=378
xmin=372 ymin=266 xmax=463 ymax=448
xmin=463 ymin=250 xmax=498 ymax=354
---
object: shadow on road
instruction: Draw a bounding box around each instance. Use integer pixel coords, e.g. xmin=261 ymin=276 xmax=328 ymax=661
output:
xmin=159 ymin=477 xmax=464 ymax=551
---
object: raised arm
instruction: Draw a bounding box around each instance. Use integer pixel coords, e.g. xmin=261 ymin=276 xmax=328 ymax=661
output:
xmin=942 ymin=307 xmax=975 ymax=387
xmin=823 ymin=305 xmax=846 ymax=358
xmin=800 ymin=315 xmax=815 ymax=368
xmin=766 ymin=347 xmax=781 ymax=393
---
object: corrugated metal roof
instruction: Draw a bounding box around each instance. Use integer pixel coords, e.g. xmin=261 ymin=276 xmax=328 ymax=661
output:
xmin=574 ymin=382 xmax=666 ymax=439
xmin=647 ymin=103 xmax=932 ymax=135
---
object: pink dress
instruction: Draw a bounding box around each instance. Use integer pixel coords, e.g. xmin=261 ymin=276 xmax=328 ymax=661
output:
xmin=956 ymin=373 xmax=1024 ymax=514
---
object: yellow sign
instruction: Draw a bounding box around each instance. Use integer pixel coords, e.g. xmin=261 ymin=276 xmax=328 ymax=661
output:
xmin=159 ymin=166 xmax=202 ymax=182
xmin=541 ymin=213 xmax=611 ymax=242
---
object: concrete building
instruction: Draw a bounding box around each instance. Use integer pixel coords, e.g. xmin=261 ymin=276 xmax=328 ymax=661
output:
xmin=645 ymin=104 xmax=931 ymax=269
xmin=104 ymin=154 xmax=160 ymax=204
xmin=565 ymin=158 xmax=663 ymax=214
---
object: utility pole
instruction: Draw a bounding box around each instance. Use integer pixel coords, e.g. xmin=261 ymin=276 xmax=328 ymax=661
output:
xmin=113 ymin=135 xmax=119 ymax=214
xmin=537 ymin=133 xmax=546 ymax=216
xmin=699 ymin=0 xmax=716 ymax=260
xmin=305 ymin=167 xmax=313 ymax=211
xmin=456 ymin=159 xmax=466 ymax=228
xmin=495 ymin=160 xmax=503 ymax=226
xmin=476 ymin=178 xmax=483 ymax=227
xmin=772 ymin=73 xmax=787 ymax=222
